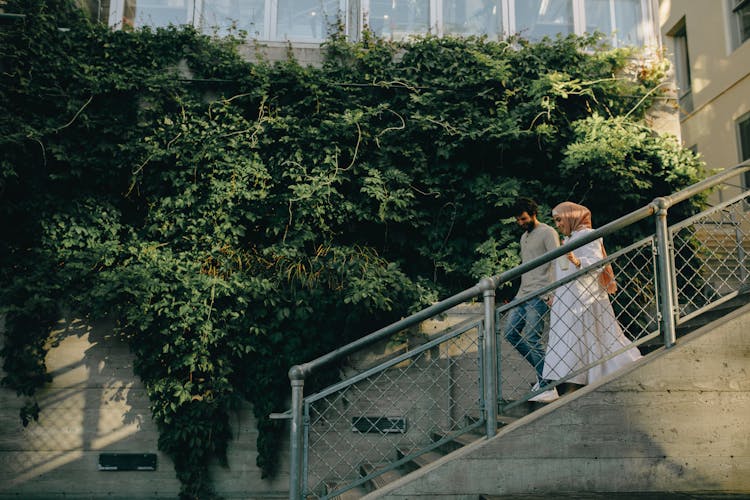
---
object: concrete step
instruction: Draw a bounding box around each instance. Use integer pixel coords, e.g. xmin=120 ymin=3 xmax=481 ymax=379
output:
xmin=638 ymin=290 xmax=750 ymax=354
xmin=498 ymin=399 xmax=548 ymax=418
xmin=359 ymin=462 xmax=405 ymax=491
xmin=464 ymin=410 xmax=523 ymax=427
xmin=396 ymin=448 xmax=444 ymax=472
xmin=676 ymin=291 xmax=750 ymax=334
xmin=345 ymin=431 xmax=490 ymax=496
xmin=325 ymin=482 xmax=370 ymax=500
xmin=431 ymin=430 xmax=484 ymax=454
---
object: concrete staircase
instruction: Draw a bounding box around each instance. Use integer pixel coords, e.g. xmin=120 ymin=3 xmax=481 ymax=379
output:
xmin=323 ymin=309 xmax=549 ymax=500
xmin=319 ymin=280 xmax=750 ymax=500
xmin=345 ymin=297 xmax=750 ymax=499
xmin=323 ymin=398 xmax=555 ymax=499
xmin=326 ymin=419 xmax=508 ymax=499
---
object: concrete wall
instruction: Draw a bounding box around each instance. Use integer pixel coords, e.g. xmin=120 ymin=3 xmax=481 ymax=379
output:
xmin=0 ymin=318 xmax=289 ymax=499
xmin=368 ymin=301 xmax=750 ymax=498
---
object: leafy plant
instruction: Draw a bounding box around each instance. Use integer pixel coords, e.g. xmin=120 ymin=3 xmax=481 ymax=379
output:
xmin=0 ymin=1 xmax=704 ymax=497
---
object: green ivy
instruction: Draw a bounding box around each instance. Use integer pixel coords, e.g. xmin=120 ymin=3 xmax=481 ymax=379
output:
xmin=0 ymin=1 xmax=704 ymax=497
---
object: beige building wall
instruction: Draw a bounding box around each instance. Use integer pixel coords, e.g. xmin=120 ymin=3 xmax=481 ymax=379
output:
xmin=659 ymin=0 xmax=750 ymax=200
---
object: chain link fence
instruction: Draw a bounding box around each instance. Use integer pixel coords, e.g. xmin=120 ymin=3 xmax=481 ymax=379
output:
xmin=303 ymin=317 xmax=485 ymax=498
xmin=672 ymin=191 xmax=750 ymax=322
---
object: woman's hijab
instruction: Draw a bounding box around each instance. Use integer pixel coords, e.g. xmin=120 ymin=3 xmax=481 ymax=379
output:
xmin=554 ymin=201 xmax=617 ymax=293
xmin=552 ymin=201 xmax=592 ymax=234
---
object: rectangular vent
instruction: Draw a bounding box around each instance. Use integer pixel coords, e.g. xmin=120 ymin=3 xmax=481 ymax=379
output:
xmin=351 ymin=416 xmax=407 ymax=434
xmin=98 ymin=453 xmax=157 ymax=471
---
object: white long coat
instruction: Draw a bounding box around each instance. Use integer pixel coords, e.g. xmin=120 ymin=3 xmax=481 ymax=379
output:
xmin=542 ymin=228 xmax=642 ymax=384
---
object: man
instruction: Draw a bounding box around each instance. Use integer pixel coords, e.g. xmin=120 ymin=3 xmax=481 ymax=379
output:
xmin=500 ymin=197 xmax=559 ymax=402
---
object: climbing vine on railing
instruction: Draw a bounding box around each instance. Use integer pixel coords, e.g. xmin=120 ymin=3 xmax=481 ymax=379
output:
xmin=0 ymin=1 xmax=704 ymax=498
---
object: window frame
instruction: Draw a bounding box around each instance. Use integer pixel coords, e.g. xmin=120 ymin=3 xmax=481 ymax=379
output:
xmin=737 ymin=111 xmax=750 ymax=188
xmin=508 ymin=0 xmax=576 ymax=42
xmin=580 ymin=0 xmax=650 ymax=48
xmin=729 ymin=0 xmax=750 ymax=51
xmin=107 ymin=0 xmax=657 ymax=46
xmin=668 ymin=18 xmax=693 ymax=120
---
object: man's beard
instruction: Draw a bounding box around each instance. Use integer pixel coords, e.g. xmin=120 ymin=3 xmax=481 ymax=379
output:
xmin=523 ymin=221 xmax=535 ymax=232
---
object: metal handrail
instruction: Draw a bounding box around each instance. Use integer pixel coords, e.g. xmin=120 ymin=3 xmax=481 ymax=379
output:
xmin=284 ymin=160 xmax=750 ymax=499
xmin=287 ymin=285 xmax=482 ymax=381
xmin=305 ymin=316 xmax=483 ymax=404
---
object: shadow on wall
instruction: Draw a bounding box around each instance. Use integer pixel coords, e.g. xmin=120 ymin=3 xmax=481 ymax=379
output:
xmin=0 ymin=318 xmax=180 ymax=497
xmin=0 ymin=317 xmax=290 ymax=498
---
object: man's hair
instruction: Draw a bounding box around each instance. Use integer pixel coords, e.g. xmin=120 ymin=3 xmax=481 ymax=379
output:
xmin=513 ymin=197 xmax=538 ymax=217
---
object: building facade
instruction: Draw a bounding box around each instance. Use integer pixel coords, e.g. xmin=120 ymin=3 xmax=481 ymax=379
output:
xmin=659 ymin=0 xmax=750 ymax=199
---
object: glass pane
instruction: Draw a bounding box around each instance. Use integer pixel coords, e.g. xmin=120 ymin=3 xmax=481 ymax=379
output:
xmin=369 ymin=0 xmax=430 ymax=39
xmin=442 ymin=0 xmax=502 ymax=37
xmin=740 ymin=116 xmax=750 ymax=160
xmin=673 ymin=32 xmax=690 ymax=94
xmin=277 ymin=0 xmax=342 ymax=41
xmin=584 ymin=0 xmax=612 ymax=35
xmin=514 ymin=0 xmax=573 ymax=41
xmin=585 ymin=0 xmax=644 ymax=47
xmin=613 ymin=0 xmax=643 ymax=46
xmin=124 ymin=0 xmax=194 ymax=28
xmin=740 ymin=115 xmax=750 ymax=187
xmin=200 ymin=0 xmax=266 ymax=37
xmin=739 ymin=4 xmax=750 ymax=44
xmin=672 ymin=27 xmax=693 ymax=119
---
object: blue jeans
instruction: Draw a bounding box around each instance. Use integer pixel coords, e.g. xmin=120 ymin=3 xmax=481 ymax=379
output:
xmin=499 ymin=297 xmax=548 ymax=381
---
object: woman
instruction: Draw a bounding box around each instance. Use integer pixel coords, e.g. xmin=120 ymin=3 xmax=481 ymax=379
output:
xmin=542 ymin=201 xmax=642 ymax=394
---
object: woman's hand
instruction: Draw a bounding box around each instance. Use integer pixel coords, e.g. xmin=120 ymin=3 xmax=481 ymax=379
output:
xmin=567 ymin=252 xmax=581 ymax=268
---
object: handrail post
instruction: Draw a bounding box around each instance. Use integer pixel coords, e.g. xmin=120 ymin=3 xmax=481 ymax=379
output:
xmin=288 ymin=367 xmax=305 ymax=500
xmin=480 ymin=277 xmax=498 ymax=437
xmin=654 ymin=198 xmax=677 ymax=348
xmin=730 ymin=210 xmax=748 ymax=283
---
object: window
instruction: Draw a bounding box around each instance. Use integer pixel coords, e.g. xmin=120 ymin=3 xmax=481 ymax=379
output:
xmin=276 ymin=0 xmax=341 ymax=41
xmin=120 ymin=0 xmax=193 ymax=29
xmin=730 ymin=0 xmax=750 ymax=50
xmin=108 ymin=0 xmax=655 ymax=45
xmin=669 ymin=20 xmax=693 ymax=119
xmin=584 ymin=0 xmax=645 ymax=48
xmin=442 ymin=0 xmax=503 ymax=38
xmin=110 ymin=0 xmax=344 ymax=40
xmin=513 ymin=0 xmax=574 ymax=41
xmin=200 ymin=0 xmax=266 ymax=37
xmin=368 ymin=0 xmax=430 ymax=39
xmin=739 ymin=113 xmax=750 ymax=187
xmin=202 ymin=0 xmax=266 ymax=37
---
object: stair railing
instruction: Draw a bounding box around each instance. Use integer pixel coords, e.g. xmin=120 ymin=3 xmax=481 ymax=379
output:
xmin=279 ymin=160 xmax=750 ymax=499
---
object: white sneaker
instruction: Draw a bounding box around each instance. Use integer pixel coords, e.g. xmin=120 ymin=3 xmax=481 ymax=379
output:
xmin=529 ymin=382 xmax=559 ymax=403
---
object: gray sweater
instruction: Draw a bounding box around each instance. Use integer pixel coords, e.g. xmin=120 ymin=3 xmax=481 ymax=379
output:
xmin=516 ymin=222 xmax=560 ymax=298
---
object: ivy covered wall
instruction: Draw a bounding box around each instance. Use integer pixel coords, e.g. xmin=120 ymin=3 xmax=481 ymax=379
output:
xmin=0 ymin=1 xmax=704 ymax=498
